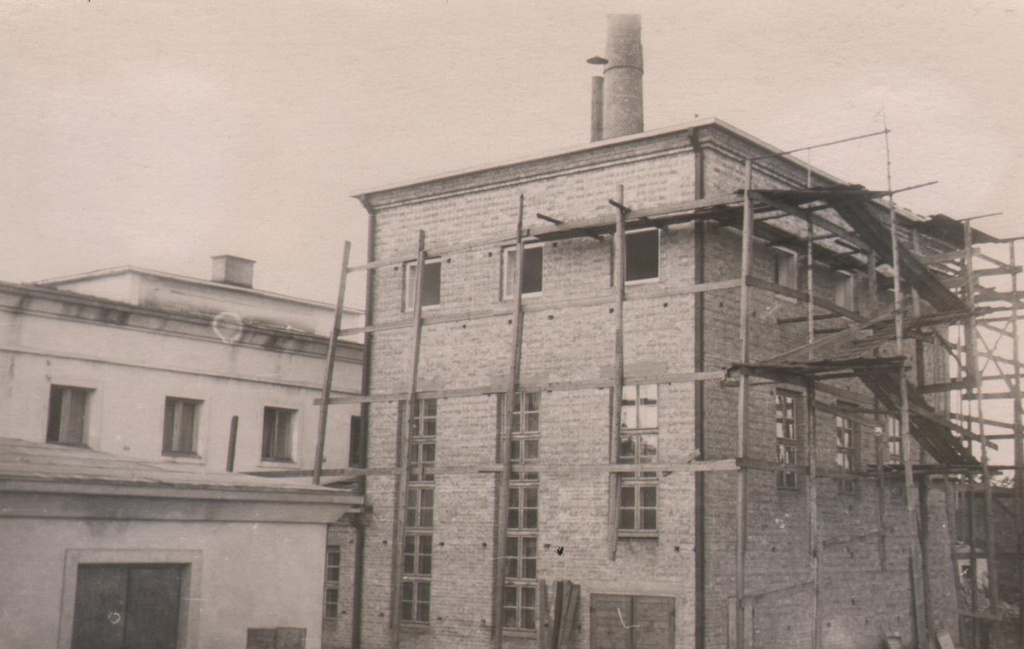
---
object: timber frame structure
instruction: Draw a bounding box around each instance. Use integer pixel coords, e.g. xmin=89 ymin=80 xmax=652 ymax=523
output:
xmin=319 ymin=127 xmax=1024 ymax=649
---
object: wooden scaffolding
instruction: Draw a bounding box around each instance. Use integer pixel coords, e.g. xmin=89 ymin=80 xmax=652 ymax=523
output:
xmin=314 ymin=134 xmax=1024 ymax=649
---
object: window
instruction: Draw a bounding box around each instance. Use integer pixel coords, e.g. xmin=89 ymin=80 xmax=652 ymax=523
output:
xmin=404 ymin=257 xmax=441 ymax=310
xmin=262 ymin=407 xmax=295 ymax=461
xmin=619 ymin=482 xmax=658 ymax=532
xmin=502 ymin=391 xmax=540 ymax=463
xmin=835 ymin=406 xmax=856 ymax=495
xmin=503 ymin=535 xmax=538 ymax=630
xmin=625 ymin=229 xmax=659 ymax=283
xmin=884 ymin=417 xmax=902 ymax=465
xmin=402 ymin=398 xmax=436 ymax=625
xmin=405 ymin=486 xmax=434 ymax=528
xmin=619 ymin=384 xmax=658 ymax=533
xmin=503 ymin=243 xmax=543 ymax=298
xmin=508 ymin=484 xmax=539 ymax=530
xmin=47 ymin=385 xmax=90 ymax=446
xmin=775 ymin=391 xmax=798 ymax=489
xmin=773 ymin=248 xmax=798 ymax=290
xmin=324 ymin=545 xmax=341 ymax=619
xmin=834 ymin=271 xmax=855 ymax=309
xmin=400 ymin=533 xmax=432 ymax=623
xmin=163 ymin=398 xmax=200 ymax=455
xmin=500 ymin=391 xmax=540 ymax=631
xmin=411 ymin=398 xmax=437 ymax=437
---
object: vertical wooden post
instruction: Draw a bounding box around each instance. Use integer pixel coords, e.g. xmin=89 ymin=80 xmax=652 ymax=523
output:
xmin=314 ymin=240 xmax=351 ymax=485
xmin=883 ymin=126 xmax=925 ymax=646
xmin=609 ymin=184 xmax=627 ymax=560
xmin=963 ymin=221 xmax=1000 ymax=618
xmin=494 ymin=196 xmax=527 ymax=649
xmin=390 ymin=231 xmax=427 ymax=649
xmin=807 ymin=384 xmax=821 ymax=649
xmin=1008 ymin=240 xmax=1024 ymax=649
xmin=734 ymin=159 xmax=754 ymax=648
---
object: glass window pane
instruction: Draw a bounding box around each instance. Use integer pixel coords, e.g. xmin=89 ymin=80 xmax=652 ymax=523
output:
xmin=620 ymin=385 xmax=637 ymax=429
xmin=524 ymin=439 xmax=539 ymax=460
xmin=524 ymin=510 xmax=538 ymax=530
xmin=620 ymin=485 xmax=636 ymax=507
xmin=640 ymin=486 xmax=657 ymax=507
xmin=619 ymin=509 xmax=635 ymax=530
xmin=641 ymin=508 xmax=658 ymax=530
xmin=638 ymin=384 xmax=658 ymax=428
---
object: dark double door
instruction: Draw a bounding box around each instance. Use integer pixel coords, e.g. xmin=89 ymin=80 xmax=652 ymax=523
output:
xmin=71 ymin=564 xmax=183 ymax=649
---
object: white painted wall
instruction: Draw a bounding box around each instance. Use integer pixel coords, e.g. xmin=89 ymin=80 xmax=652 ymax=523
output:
xmin=0 ymin=516 xmax=331 ymax=649
xmin=0 ymin=300 xmax=361 ymax=473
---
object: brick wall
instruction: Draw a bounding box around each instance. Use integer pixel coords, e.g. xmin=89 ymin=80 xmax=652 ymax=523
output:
xmin=358 ymin=123 xmax=963 ymax=649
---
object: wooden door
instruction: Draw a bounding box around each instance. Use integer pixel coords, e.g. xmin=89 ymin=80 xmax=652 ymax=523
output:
xmin=590 ymin=594 xmax=675 ymax=649
xmin=72 ymin=564 xmax=182 ymax=649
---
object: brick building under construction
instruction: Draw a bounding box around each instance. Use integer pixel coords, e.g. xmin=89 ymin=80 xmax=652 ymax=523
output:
xmin=332 ymin=15 xmax=1022 ymax=649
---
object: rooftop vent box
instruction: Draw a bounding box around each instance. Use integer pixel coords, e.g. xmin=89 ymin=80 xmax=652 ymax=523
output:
xmin=211 ymin=255 xmax=255 ymax=288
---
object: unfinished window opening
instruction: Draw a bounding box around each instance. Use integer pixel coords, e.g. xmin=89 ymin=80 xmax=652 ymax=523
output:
xmin=324 ymin=545 xmax=341 ymax=619
xmin=503 ymin=243 xmax=543 ymax=298
xmin=625 ymin=228 xmax=660 ymax=283
xmin=47 ymin=385 xmax=91 ymax=446
xmin=163 ymin=397 xmax=200 ymax=456
xmin=834 ymin=404 xmax=857 ymax=495
xmin=834 ymin=271 xmax=855 ymax=309
xmin=772 ymin=248 xmax=799 ymax=291
xmin=261 ymin=407 xmax=295 ymax=462
xmin=404 ymin=257 xmax=442 ymax=310
xmin=619 ymin=384 xmax=658 ymax=534
xmin=775 ymin=391 xmax=799 ymax=489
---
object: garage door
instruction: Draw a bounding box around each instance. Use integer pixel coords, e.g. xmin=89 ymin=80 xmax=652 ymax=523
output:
xmin=591 ymin=594 xmax=675 ymax=649
xmin=71 ymin=564 xmax=183 ymax=649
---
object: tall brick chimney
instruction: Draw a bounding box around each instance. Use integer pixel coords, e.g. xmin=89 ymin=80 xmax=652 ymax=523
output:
xmin=594 ymin=14 xmax=644 ymax=141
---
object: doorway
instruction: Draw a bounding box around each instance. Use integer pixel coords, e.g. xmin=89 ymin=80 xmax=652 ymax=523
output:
xmin=590 ymin=594 xmax=675 ymax=649
xmin=71 ymin=564 xmax=183 ymax=649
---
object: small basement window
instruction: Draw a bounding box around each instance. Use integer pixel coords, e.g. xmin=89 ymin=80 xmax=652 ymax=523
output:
xmin=503 ymin=243 xmax=543 ymax=298
xmin=625 ymin=229 xmax=660 ymax=283
xmin=404 ymin=257 xmax=441 ymax=310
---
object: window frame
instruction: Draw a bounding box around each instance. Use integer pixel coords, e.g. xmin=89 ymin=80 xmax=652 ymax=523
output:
xmin=502 ymin=242 xmax=544 ymax=299
xmin=400 ymin=532 xmax=433 ymax=624
xmin=404 ymin=257 xmax=442 ymax=311
xmin=46 ymin=385 xmax=91 ymax=447
xmin=323 ymin=545 xmax=341 ymax=619
xmin=885 ymin=416 xmax=903 ymax=465
xmin=261 ymin=407 xmax=296 ymax=462
xmin=775 ymin=390 xmax=799 ymax=490
xmin=624 ymin=228 xmax=660 ymax=284
xmin=162 ymin=397 xmax=201 ymax=456
xmin=618 ymin=384 xmax=659 ymax=535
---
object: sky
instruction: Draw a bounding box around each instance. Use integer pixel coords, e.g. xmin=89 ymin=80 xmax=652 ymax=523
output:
xmin=1 ymin=0 xmax=1022 ymax=307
